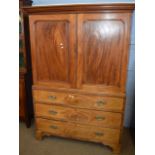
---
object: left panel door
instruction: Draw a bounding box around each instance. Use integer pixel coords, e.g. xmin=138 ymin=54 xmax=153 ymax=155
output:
xmin=29 ymin=14 xmax=76 ymax=88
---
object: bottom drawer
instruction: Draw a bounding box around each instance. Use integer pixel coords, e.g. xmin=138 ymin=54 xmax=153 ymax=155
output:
xmin=36 ymin=118 xmax=121 ymax=144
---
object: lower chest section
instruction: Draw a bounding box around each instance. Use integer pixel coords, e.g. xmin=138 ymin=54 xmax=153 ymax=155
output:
xmin=33 ymin=89 xmax=124 ymax=145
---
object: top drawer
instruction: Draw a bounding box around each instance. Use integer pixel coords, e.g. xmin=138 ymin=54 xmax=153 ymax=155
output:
xmin=33 ymin=90 xmax=124 ymax=112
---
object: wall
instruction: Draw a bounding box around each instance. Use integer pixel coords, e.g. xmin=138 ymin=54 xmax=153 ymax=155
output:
xmin=32 ymin=0 xmax=135 ymax=128
xmin=33 ymin=0 xmax=134 ymax=5
xmin=124 ymin=12 xmax=135 ymax=128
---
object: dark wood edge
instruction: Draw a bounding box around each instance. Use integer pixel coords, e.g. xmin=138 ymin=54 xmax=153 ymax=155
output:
xmin=22 ymin=3 xmax=135 ymax=14
xmin=20 ymin=67 xmax=27 ymax=75
xmin=130 ymin=127 xmax=135 ymax=145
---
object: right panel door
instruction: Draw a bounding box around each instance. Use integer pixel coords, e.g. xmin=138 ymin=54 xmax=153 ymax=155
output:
xmin=77 ymin=13 xmax=131 ymax=93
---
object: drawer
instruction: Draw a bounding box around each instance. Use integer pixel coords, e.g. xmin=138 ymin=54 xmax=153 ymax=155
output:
xmin=33 ymin=90 xmax=124 ymax=112
xmin=35 ymin=103 xmax=122 ymax=128
xmin=36 ymin=118 xmax=121 ymax=144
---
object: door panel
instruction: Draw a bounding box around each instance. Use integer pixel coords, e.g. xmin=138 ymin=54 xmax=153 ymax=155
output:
xmin=35 ymin=21 xmax=69 ymax=82
xmin=29 ymin=14 xmax=76 ymax=88
xmin=77 ymin=13 xmax=131 ymax=92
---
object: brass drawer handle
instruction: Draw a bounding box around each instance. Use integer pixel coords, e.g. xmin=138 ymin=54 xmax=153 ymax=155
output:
xmin=49 ymin=110 xmax=57 ymax=115
xmin=48 ymin=95 xmax=56 ymax=100
xmin=50 ymin=125 xmax=58 ymax=129
xmin=95 ymin=132 xmax=104 ymax=136
xmin=96 ymin=100 xmax=106 ymax=106
xmin=95 ymin=116 xmax=105 ymax=121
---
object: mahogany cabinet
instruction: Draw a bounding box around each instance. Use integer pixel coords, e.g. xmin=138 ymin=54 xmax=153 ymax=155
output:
xmin=23 ymin=3 xmax=134 ymax=153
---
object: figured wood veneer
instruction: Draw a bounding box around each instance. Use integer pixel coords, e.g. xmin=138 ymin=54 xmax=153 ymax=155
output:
xmin=77 ymin=13 xmax=131 ymax=92
xmin=35 ymin=21 xmax=69 ymax=82
xmin=35 ymin=103 xmax=122 ymax=128
xmin=29 ymin=14 xmax=76 ymax=88
xmin=83 ymin=20 xmax=124 ymax=86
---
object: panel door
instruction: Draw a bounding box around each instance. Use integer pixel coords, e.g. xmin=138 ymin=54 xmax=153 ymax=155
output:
xmin=77 ymin=13 xmax=131 ymax=93
xmin=29 ymin=14 xmax=76 ymax=88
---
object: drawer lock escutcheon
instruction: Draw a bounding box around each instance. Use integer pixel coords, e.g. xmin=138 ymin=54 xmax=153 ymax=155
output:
xmin=95 ymin=132 xmax=104 ymax=136
xmin=96 ymin=100 xmax=106 ymax=106
xmin=48 ymin=96 xmax=56 ymax=100
xmin=50 ymin=125 xmax=58 ymax=129
xmin=95 ymin=116 xmax=105 ymax=121
xmin=49 ymin=110 xmax=58 ymax=115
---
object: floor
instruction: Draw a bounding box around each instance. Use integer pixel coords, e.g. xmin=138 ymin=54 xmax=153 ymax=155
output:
xmin=19 ymin=122 xmax=135 ymax=155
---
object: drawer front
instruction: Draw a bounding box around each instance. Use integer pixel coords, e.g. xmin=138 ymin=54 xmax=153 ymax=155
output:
xmin=35 ymin=103 xmax=122 ymax=128
xmin=33 ymin=90 xmax=124 ymax=112
xmin=36 ymin=118 xmax=120 ymax=144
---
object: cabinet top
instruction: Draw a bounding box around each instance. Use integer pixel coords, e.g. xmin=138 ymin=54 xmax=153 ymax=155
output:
xmin=22 ymin=3 xmax=135 ymax=14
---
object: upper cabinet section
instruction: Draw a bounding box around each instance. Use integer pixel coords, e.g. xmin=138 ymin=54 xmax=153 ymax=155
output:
xmin=29 ymin=14 xmax=76 ymax=88
xmin=26 ymin=3 xmax=134 ymax=93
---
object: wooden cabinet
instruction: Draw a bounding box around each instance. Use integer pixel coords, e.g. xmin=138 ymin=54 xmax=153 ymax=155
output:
xmin=23 ymin=3 xmax=134 ymax=153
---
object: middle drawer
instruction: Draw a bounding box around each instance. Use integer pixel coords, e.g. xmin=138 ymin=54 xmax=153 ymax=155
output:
xmin=35 ymin=103 xmax=122 ymax=128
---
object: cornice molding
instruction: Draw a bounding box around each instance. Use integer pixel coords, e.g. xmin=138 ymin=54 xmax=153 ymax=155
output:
xmin=22 ymin=3 xmax=135 ymax=14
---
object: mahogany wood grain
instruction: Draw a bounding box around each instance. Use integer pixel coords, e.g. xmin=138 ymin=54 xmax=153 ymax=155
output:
xmin=35 ymin=21 xmax=69 ymax=82
xmin=77 ymin=13 xmax=132 ymax=93
xmin=35 ymin=103 xmax=122 ymax=128
xmin=33 ymin=90 xmax=124 ymax=112
xmin=29 ymin=14 xmax=76 ymax=88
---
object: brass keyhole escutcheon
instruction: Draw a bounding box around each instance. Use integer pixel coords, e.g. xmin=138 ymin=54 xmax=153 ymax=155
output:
xmin=48 ymin=95 xmax=56 ymax=100
xmin=95 ymin=116 xmax=105 ymax=121
xmin=96 ymin=100 xmax=106 ymax=106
